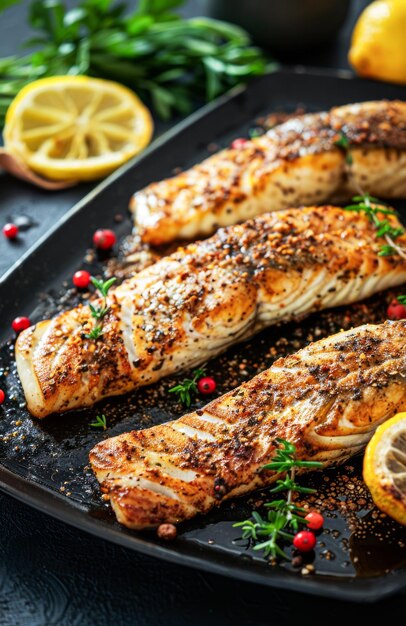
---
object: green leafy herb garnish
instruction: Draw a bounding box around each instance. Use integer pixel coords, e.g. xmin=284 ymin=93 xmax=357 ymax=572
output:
xmin=0 ymin=0 xmax=21 ymax=13
xmin=85 ymin=276 xmax=116 ymax=340
xmin=334 ymin=129 xmax=406 ymax=259
xmin=397 ymin=295 xmax=406 ymax=305
xmin=85 ymin=325 xmax=104 ymax=340
xmin=379 ymin=245 xmax=397 ymax=257
xmin=169 ymin=367 xmax=206 ymax=407
xmin=334 ymin=131 xmax=353 ymax=164
xmin=233 ymin=439 xmax=323 ymax=561
xmin=248 ymin=127 xmax=263 ymax=139
xmin=0 ymin=0 xmax=274 ymax=124
xmin=343 ymin=194 xmax=406 ymax=259
xmin=89 ymin=414 xmax=107 ymax=430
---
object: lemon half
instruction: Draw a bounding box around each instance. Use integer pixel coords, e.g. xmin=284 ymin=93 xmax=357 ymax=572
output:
xmin=4 ymin=76 xmax=153 ymax=181
xmin=363 ymin=412 xmax=406 ymax=526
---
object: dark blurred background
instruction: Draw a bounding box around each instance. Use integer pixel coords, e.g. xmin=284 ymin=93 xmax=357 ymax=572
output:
xmin=1 ymin=0 xmax=369 ymax=65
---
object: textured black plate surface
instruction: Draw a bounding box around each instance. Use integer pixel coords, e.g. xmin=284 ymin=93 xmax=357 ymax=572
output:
xmin=1 ymin=69 xmax=406 ymax=602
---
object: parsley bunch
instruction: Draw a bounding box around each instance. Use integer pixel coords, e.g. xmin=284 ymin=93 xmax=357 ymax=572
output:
xmin=0 ymin=0 xmax=273 ymax=124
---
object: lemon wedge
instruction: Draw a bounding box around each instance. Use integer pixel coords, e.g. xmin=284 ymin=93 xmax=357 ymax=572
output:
xmin=363 ymin=412 xmax=406 ymax=525
xmin=349 ymin=0 xmax=406 ymax=85
xmin=3 ymin=76 xmax=153 ymax=182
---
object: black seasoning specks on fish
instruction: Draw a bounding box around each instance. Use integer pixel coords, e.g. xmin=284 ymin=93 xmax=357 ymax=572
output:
xmin=130 ymin=100 xmax=406 ymax=245
xmin=90 ymin=320 xmax=406 ymax=530
xmin=14 ymin=205 xmax=406 ymax=418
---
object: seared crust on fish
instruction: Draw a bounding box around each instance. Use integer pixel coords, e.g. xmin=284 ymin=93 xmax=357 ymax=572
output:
xmin=130 ymin=100 xmax=406 ymax=245
xmin=90 ymin=321 xmax=406 ymax=529
xmin=15 ymin=205 xmax=406 ymax=418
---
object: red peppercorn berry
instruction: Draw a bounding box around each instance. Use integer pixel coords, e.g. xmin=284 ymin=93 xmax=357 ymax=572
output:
xmin=12 ymin=316 xmax=31 ymax=333
xmin=293 ymin=530 xmax=317 ymax=553
xmin=73 ymin=270 xmax=91 ymax=289
xmin=197 ymin=376 xmax=216 ymax=395
xmin=387 ymin=299 xmax=406 ymax=320
xmin=0 ymin=389 xmax=5 ymax=404
xmin=231 ymin=138 xmax=248 ymax=149
xmin=304 ymin=511 xmax=324 ymax=531
xmin=3 ymin=223 xmax=19 ymax=239
xmin=93 ymin=229 xmax=116 ymax=250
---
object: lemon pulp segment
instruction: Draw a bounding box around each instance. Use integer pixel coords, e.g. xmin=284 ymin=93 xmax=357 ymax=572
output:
xmin=363 ymin=412 xmax=406 ymax=526
xmin=4 ymin=76 xmax=153 ymax=181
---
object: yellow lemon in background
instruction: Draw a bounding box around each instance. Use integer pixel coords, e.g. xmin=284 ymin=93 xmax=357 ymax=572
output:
xmin=4 ymin=76 xmax=153 ymax=182
xmin=363 ymin=412 xmax=406 ymax=526
xmin=349 ymin=0 xmax=406 ymax=85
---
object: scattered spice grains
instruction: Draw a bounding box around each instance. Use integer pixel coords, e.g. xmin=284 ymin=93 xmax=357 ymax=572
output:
xmin=291 ymin=555 xmax=303 ymax=568
xmin=260 ymin=107 xmax=305 ymax=130
xmin=1 ymin=235 xmax=406 ymax=577
xmin=301 ymin=465 xmax=371 ymax=521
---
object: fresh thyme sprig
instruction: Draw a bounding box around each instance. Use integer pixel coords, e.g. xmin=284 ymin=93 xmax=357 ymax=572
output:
xmin=89 ymin=414 xmax=107 ymax=430
xmin=85 ymin=276 xmax=117 ymax=340
xmin=234 ymin=439 xmax=323 ymax=561
xmin=334 ymin=130 xmax=406 ymax=259
xmin=343 ymin=194 xmax=406 ymax=259
xmin=169 ymin=367 xmax=206 ymax=407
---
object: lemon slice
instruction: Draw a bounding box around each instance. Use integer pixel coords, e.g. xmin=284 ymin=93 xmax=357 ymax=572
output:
xmin=363 ymin=412 xmax=406 ymax=525
xmin=3 ymin=76 xmax=153 ymax=182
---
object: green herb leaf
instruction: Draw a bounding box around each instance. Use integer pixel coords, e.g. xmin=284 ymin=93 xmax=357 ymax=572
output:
xmin=0 ymin=0 xmax=272 ymax=124
xmin=334 ymin=131 xmax=353 ymax=164
xmin=378 ymin=241 xmax=401 ymax=256
xmin=334 ymin=131 xmax=350 ymax=150
xmin=0 ymin=0 xmax=22 ymax=14
xmin=89 ymin=413 xmax=107 ymax=430
xmin=85 ymin=275 xmax=117 ymax=340
xmin=233 ymin=439 xmax=323 ymax=561
xmin=85 ymin=326 xmax=104 ymax=340
xmin=248 ymin=127 xmax=263 ymax=139
xmin=343 ymin=194 xmax=406 ymax=260
xmin=169 ymin=367 xmax=206 ymax=407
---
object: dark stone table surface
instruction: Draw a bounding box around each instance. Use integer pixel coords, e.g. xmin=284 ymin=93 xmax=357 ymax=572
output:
xmin=1 ymin=1 xmax=406 ymax=624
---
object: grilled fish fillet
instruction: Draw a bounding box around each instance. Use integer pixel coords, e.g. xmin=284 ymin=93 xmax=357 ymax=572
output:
xmin=130 ymin=100 xmax=406 ymax=245
xmin=90 ymin=320 xmax=406 ymax=529
xmin=15 ymin=205 xmax=406 ymax=418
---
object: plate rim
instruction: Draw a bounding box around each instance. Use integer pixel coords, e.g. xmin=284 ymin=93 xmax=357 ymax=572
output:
xmin=2 ymin=66 xmax=406 ymax=601
xmin=2 ymin=464 xmax=405 ymax=603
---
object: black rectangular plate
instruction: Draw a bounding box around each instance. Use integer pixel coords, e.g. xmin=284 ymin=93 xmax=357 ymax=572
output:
xmin=1 ymin=69 xmax=406 ymax=602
